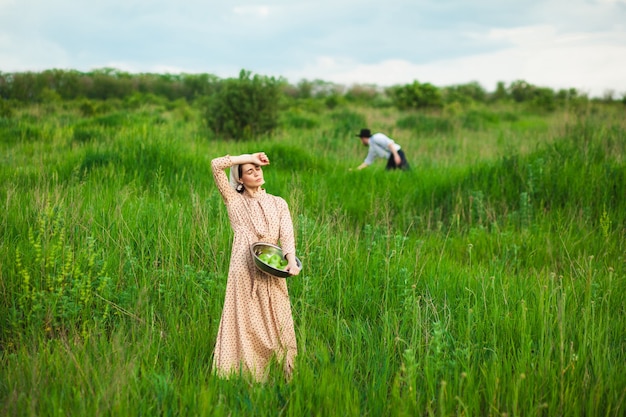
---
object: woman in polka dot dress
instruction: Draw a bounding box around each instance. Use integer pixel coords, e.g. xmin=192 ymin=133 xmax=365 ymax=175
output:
xmin=210 ymin=151 xmax=300 ymax=382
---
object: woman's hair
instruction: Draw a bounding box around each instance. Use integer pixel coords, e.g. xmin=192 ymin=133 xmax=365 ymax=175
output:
xmin=236 ymin=164 xmax=244 ymax=193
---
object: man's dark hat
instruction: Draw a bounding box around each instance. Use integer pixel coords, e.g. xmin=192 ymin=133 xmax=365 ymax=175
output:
xmin=356 ymin=128 xmax=372 ymax=138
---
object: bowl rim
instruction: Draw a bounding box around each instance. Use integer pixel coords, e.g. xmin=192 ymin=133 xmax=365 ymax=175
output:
xmin=250 ymin=242 xmax=302 ymax=278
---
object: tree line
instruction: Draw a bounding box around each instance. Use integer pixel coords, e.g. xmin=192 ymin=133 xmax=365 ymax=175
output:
xmin=1 ymin=67 xmax=622 ymax=140
xmin=2 ymin=67 xmax=616 ymax=107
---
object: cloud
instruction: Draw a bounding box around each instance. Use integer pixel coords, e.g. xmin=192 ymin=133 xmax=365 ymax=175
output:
xmin=282 ymin=24 xmax=626 ymax=97
xmin=1 ymin=1 xmax=625 ymax=97
xmin=233 ymin=5 xmax=271 ymax=17
xmin=0 ymin=31 xmax=70 ymax=71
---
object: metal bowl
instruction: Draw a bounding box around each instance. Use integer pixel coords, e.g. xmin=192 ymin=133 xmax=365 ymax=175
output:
xmin=250 ymin=242 xmax=302 ymax=278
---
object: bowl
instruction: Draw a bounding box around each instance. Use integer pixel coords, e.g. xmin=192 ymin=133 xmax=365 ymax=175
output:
xmin=251 ymin=242 xmax=302 ymax=278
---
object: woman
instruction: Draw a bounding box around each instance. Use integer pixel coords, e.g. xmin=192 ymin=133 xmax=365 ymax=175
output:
xmin=210 ymin=151 xmax=300 ymax=382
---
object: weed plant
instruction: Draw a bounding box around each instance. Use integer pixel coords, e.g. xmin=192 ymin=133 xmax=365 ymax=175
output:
xmin=0 ymin=101 xmax=625 ymax=416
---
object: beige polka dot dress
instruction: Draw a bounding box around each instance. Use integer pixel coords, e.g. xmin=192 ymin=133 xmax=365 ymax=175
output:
xmin=210 ymin=156 xmax=298 ymax=382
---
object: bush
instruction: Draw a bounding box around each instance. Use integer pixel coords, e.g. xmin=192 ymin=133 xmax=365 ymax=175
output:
xmin=79 ymin=100 xmax=97 ymax=117
xmin=387 ymin=81 xmax=443 ymax=110
xmin=125 ymin=92 xmax=167 ymax=109
xmin=508 ymin=80 xmax=557 ymax=113
xmin=442 ymin=82 xmax=487 ymax=105
xmin=345 ymin=84 xmax=381 ymax=104
xmin=202 ymin=70 xmax=282 ymax=140
xmin=324 ymin=93 xmax=345 ymax=110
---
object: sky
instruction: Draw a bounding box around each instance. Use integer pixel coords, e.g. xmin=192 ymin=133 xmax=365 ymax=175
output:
xmin=1 ymin=0 xmax=625 ymax=97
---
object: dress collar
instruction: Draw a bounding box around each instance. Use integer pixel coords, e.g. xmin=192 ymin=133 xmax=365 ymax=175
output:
xmin=243 ymin=188 xmax=266 ymax=199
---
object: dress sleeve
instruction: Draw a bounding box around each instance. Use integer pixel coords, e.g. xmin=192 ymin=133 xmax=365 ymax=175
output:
xmin=211 ymin=155 xmax=237 ymax=203
xmin=277 ymin=198 xmax=297 ymax=257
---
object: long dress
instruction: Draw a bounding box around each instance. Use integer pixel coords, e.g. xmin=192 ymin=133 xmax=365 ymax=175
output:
xmin=210 ymin=156 xmax=298 ymax=382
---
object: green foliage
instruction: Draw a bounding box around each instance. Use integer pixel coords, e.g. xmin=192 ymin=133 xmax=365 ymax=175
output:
xmin=124 ymin=92 xmax=168 ymax=109
xmin=79 ymin=148 xmax=120 ymax=170
xmin=344 ymin=84 xmax=381 ymax=103
xmin=201 ymin=70 xmax=282 ymax=140
xmin=442 ymin=81 xmax=487 ymax=105
xmin=38 ymin=87 xmax=62 ymax=103
xmin=396 ymin=112 xmax=454 ymax=135
xmin=1 ymin=69 xmax=610 ymax=118
xmin=263 ymin=143 xmax=322 ymax=173
xmin=90 ymin=112 xmax=130 ymax=128
xmin=491 ymin=80 xmax=593 ymax=113
xmin=508 ymin=80 xmax=558 ymax=112
xmin=324 ymin=93 xmax=345 ymax=110
xmin=78 ymin=99 xmax=97 ymax=116
xmin=492 ymin=81 xmax=508 ymax=102
xmin=328 ymin=109 xmax=367 ymax=137
xmin=509 ymin=80 xmax=537 ymax=102
xmin=285 ymin=97 xmax=327 ymax=114
xmin=0 ymin=69 xmax=220 ymax=102
xmin=72 ymin=125 xmax=105 ymax=143
xmin=0 ymin=99 xmax=16 ymax=118
xmin=294 ymin=79 xmax=314 ymax=98
xmin=280 ymin=109 xmax=321 ymax=130
xmin=388 ymin=80 xmax=444 ymax=110
xmin=0 ymin=119 xmax=44 ymax=144
xmin=11 ymin=205 xmax=113 ymax=343
xmin=460 ymin=108 xmax=518 ymax=130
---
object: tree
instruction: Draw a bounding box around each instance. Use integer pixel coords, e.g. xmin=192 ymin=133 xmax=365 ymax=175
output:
xmin=442 ymin=81 xmax=487 ymax=105
xmin=201 ymin=70 xmax=283 ymax=140
xmin=508 ymin=80 xmax=556 ymax=112
xmin=492 ymin=81 xmax=508 ymax=102
xmin=387 ymin=80 xmax=443 ymax=110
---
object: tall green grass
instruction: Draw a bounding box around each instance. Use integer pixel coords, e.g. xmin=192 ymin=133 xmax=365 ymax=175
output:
xmin=1 ymin=102 xmax=624 ymax=416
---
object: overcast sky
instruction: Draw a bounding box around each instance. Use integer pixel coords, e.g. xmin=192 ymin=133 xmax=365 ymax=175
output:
xmin=1 ymin=0 xmax=625 ymax=97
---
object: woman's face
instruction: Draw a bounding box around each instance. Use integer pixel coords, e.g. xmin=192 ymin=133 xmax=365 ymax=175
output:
xmin=239 ymin=163 xmax=265 ymax=189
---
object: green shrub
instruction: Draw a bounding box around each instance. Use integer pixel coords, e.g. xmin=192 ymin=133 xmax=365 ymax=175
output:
xmin=508 ymin=80 xmax=557 ymax=113
xmin=442 ymin=81 xmax=487 ymax=105
xmin=78 ymin=100 xmax=96 ymax=116
xmin=38 ymin=87 xmax=62 ymax=103
xmin=201 ymin=70 xmax=282 ymax=140
xmin=388 ymin=80 xmax=443 ymax=110
xmin=324 ymin=93 xmax=345 ymax=110
xmin=345 ymin=84 xmax=381 ymax=103
xmin=125 ymin=92 xmax=168 ymax=109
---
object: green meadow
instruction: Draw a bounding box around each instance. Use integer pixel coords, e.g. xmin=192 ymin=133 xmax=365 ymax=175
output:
xmin=1 ymin=98 xmax=625 ymax=416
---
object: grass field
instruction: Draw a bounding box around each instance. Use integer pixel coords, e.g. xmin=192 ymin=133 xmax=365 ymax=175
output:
xmin=1 ymin=99 xmax=625 ymax=416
